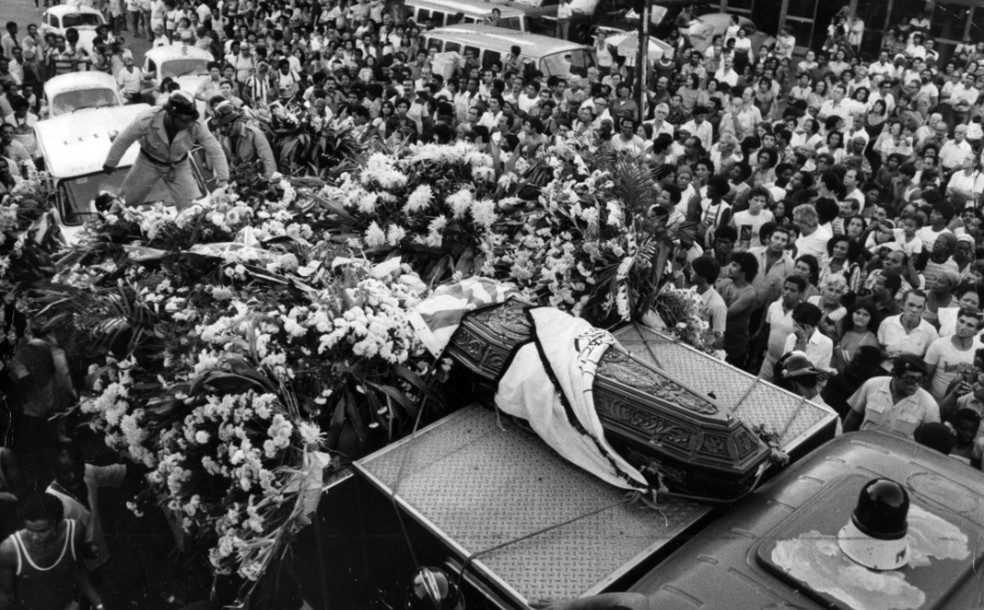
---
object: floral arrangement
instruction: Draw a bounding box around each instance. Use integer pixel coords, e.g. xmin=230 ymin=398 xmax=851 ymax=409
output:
xmin=319 ymin=135 xmax=689 ymax=329
xmin=652 ymin=286 xmax=718 ymax=356
xmin=0 ymin=176 xmax=58 ymax=369
xmin=34 ymin=176 xmax=445 ymax=601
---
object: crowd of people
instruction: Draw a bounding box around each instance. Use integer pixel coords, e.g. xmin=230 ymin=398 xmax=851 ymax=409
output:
xmin=1 ymin=0 xmax=984 ymax=604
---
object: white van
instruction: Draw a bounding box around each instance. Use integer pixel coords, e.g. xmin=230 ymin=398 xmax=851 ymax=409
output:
xmin=406 ymin=0 xmax=529 ymax=31
xmin=35 ymin=105 xmax=211 ymax=244
xmin=422 ymin=24 xmax=596 ymax=76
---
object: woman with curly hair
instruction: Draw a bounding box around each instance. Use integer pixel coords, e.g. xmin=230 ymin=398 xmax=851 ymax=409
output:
xmin=820 ymin=234 xmax=863 ymax=293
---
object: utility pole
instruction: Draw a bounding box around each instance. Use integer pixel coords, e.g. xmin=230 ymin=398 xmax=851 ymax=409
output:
xmin=636 ymin=0 xmax=650 ymax=123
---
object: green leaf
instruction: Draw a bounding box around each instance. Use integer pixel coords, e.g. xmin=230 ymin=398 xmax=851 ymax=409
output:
xmin=365 ymin=381 xmax=419 ymax=417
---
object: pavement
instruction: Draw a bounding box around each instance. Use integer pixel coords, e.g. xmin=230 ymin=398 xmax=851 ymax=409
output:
xmin=8 ymin=0 xmax=152 ymax=66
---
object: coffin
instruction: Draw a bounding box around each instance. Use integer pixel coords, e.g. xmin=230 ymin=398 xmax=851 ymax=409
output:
xmin=446 ymin=300 xmax=773 ymax=502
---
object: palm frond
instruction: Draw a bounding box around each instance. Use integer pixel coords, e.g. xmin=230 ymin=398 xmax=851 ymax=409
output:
xmin=613 ymin=160 xmax=658 ymax=219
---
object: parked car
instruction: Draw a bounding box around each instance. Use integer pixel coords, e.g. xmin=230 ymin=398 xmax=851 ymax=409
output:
xmin=40 ymin=5 xmax=106 ymax=53
xmin=44 ymin=72 xmax=123 ymax=118
xmin=142 ymin=45 xmax=213 ymax=99
xmin=681 ymin=13 xmax=775 ymax=54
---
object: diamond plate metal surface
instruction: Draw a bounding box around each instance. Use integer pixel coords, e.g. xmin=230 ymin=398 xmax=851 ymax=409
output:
xmin=360 ymin=406 xmax=709 ymax=602
xmin=613 ymin=324 xmax=836 ymax=448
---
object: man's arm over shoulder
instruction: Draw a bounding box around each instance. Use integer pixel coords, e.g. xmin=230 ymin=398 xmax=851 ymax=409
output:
xmin=193 ymin=122 xmax=229 ymax=181
xmin=248 ymin=126 xmax=277 ymax=178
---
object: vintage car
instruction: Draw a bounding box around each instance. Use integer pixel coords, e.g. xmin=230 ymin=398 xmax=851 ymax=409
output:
xmin=34 ymin=105 xmax=212 ymax=244
xmin=40 ymin=5 xmax=106 ymax=53
xmin=680 ymin=12 xmax=775 ymax=54
xmin=44 ymin=72 xmax=123 ymax=117
xmin=142 ymin=45 xmax=214 ymax=102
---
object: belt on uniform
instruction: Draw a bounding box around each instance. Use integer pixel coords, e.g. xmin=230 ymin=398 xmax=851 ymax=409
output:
xmin=140 ymin=150 xmax=188 ymax=166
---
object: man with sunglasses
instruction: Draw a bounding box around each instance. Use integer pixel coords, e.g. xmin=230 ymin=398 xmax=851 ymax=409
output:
xmin=843 ymin=354 xmax=940 ymax=439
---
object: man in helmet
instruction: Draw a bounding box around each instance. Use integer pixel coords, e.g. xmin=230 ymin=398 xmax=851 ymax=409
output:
xmin=212 ymin=101 xmax=277 ymax=180
xmin=101 ymin=90 xmax=229 ymax=209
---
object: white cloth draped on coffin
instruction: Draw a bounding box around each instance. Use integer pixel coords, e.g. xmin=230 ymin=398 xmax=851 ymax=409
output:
xmin=495 ymin=307 xmax=648 ymax=491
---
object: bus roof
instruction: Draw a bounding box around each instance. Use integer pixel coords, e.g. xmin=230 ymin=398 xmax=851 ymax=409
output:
xmin=424 ymin=23 xmax=590 ymax=54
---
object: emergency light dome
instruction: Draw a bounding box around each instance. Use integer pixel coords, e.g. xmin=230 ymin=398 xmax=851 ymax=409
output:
xmin=838 ymin=478 xmax=910 ymax=571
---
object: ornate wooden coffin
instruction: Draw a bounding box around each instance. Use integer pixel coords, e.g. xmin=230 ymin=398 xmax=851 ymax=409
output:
xmin=446 ymin=300 xmax=773 ymax=502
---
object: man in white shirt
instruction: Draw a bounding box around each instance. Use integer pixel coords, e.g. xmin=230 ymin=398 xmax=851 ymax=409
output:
xmin=116 ymin=55 xmax=144 ymax=103
xmin=731 ymin=186 xmax=774 ymax=251
xmin=868 ymin=52 xmax=895 ymax=80
xmin=940 ymin=124 xmax=973 ymax=172
xmin=924 ymin=308 xmax=981 ymax=399
xmin=610 ymin=117 xmax=646 ymax=155
xmin=681 ymin=106 xmax=714 ymax=152
xmin=792 ymin=203 xmax=832 ymax=261
xmin=688 ymin=255 xmax=727 ymax=350
xmin=818 ymin=83 xmax=851 ymax=124
xmin=757 ymin=275 xmax=806 ymax=381
xmin=878 ymin=289 xmax=939 ymax=359
xmin=713 ymin=56 xmax=739 ymax=89
xmin=945 ymin=73 xmax=979 ymax=116
xmin=646 ymin=102 xmax=675 ymax=139
xmin=782 ymin=302 xmax=833 ymax=372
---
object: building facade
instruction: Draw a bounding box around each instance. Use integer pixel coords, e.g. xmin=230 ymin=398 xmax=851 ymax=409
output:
xmin=718 ymin=0 xmax=983 ymax=61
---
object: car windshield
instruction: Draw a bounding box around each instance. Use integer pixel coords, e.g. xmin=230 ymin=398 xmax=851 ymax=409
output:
xmin=160 ymin=58 xmax=209 ymax=78
xmin=498 ymin=16 xmax=523 ymax=31
xmin=541 ymin=48 xmax=595 ymax=76
xmin=59 ymin=172 xmax=125 ymax=224
xmin=51 ymin=89 xmax=119 ymax=115
xmin=62 ymin=13 xmax=102 ymax=28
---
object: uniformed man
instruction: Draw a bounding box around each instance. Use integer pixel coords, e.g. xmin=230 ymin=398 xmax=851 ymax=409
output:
xmin=844 ymin=354 xmax=941 ymax=440
xmin=211 ymin=101 xmax=277 ymax=179
xmin=102 ymin=90 xmax=228 ymax=208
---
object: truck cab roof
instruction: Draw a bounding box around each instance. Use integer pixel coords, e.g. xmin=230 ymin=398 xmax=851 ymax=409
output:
xmin=629 ymin=430 xmax=984 ymax=609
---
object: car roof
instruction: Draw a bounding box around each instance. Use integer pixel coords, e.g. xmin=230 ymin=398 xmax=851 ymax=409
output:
xmin=144 ymin=45 xmax=214 ymax=62
xmin=35 ymin=105 xmax=150 ymax=178
xmin=44 ymin=72 xmax=118 ymax=99
xmin=44 ymin=5 xmax=103 ymax=17
xmin=697 ymin=13 xmax=754 ymax=28
xmin=425 ymin=24 xmax=590 ymax=54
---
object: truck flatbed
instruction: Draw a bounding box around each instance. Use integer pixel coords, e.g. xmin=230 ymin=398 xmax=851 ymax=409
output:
xmin=356 ymin=405 xmax=710 ymax=605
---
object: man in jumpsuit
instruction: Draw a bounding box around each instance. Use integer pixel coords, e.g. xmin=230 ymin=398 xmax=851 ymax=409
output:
xmin=102 ymin=90 xmax=229 ymax=208
xmin=211 ymin=101 xmax=277 ymax=179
